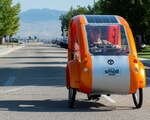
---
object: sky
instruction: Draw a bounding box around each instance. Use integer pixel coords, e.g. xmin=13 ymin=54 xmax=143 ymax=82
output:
xmin=12 ymin=0 xmax=96 ymax=12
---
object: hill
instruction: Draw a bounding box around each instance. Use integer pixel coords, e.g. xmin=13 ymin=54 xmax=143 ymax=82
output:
xmin=20 ymin=8 xmax=66 ymax=23
xmin=16 ymin=9 xmax=66 ymax=39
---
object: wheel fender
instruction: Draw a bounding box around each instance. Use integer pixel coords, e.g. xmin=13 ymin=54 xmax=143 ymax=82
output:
xmin=128 ymin=58 xmax=146 ymax=94
xmin=128 ymin=55 xmax=139 ymax=94
xmin=138 ymin=61 xmax=146 ymax=88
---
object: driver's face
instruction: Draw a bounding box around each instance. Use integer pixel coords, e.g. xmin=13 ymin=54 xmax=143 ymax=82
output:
xmin=90 ymin=29 xmax=101 ymax=42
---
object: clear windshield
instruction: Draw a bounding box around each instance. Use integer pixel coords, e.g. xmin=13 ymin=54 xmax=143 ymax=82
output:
xmin=85 ymin=24 xmax=130 ymax=55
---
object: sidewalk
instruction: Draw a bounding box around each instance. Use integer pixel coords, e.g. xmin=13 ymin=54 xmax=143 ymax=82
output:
xmin=0 ymin=45 xmax=23 ymax=56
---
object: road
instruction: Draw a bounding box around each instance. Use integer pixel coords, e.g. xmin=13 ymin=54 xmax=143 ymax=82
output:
xmin=0 ymin=43 xmax=150 ymax=120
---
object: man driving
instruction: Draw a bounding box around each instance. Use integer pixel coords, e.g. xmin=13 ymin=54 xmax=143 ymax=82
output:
xmin=88 ymin=27 xmax=103 ymax=48
xmin=88 ymin=26 xmax=110 ymax=53
xmin=87 ymin=26 xmax=120 ymax=54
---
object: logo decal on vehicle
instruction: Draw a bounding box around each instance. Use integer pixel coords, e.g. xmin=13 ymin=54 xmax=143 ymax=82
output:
xmin=107 ymin=59 xmax=114 ymax=65
xmin=103 ymin=68 xmax=120 ymax=76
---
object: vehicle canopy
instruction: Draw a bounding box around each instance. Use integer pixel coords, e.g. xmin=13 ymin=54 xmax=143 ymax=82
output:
xmin=68 ymin=15 xmax=137 ymax=61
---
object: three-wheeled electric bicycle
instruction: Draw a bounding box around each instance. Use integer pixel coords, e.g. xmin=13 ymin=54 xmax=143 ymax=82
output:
xmin=66 ymin=15 xmax=146 ymax=108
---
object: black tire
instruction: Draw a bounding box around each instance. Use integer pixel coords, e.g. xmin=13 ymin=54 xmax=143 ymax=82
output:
xmin=68 ymin=88 xmax=76 ymax=108
xmin=87 ymin=94 xmax=92 ymax=100
xmin=132 ymin=88 xmax=143 ymax=108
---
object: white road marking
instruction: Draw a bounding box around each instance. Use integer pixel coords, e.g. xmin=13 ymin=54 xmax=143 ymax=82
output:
xmin=0 ymin=85 xmax=38 ymax=93
xmin=102 ymin=95 xmax=116 ymax=103
xmin=4 ymin=76 xmax=16 ymax=86
xmin=0 ymin=87 xmax=26 ymax=93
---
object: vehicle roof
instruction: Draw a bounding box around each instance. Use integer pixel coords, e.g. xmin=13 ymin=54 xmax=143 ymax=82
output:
xmin=73 ymin=15 xmax=120 ymax=24
xmin=84 ymin=15 xmax=119 ymax=23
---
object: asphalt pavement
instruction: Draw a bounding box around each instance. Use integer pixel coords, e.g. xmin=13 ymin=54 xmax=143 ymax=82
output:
xmin=0 ymin=44 xmax=149 ymax=67
xmin=0 ymin=44 xmax=149 ymax=77
xmin=0 ymin=43 xmax=149 ymax=120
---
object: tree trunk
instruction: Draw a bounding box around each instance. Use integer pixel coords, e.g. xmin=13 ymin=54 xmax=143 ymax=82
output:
xmin=2 ymin=37 xmax=6 ymax=44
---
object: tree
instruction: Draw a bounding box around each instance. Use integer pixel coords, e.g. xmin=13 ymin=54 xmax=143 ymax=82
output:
xmin=98 ymin=0 xmax=150 ymax=44
xmin=8 ymin=3 xmax=21 ymax=37
xmin=0 ymin=0 xmax=21 ymax=43
xmin=59 ymin=6 xmax=89 ymax=36
xmin=59 ymin=0 xmax=150 ymax=44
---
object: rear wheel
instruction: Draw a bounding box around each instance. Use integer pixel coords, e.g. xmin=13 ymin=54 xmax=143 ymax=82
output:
xmin=68 ymin=88 xmax=76 ymax=108
xmin=132 ymin=88 xmax=143 ymax=108
xmin=87 ymin=94 xmax=92 ymax=100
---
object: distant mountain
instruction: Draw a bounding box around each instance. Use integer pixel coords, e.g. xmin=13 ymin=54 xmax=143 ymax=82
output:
xmin=16 ymin=9 xmax=67 ymax=39
xmin=20 ymin=8 xmax=66 ymax=23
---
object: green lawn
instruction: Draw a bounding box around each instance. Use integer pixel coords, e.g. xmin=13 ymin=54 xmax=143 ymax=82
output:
xmin=138 ymin=45 xmax=150 ymax=59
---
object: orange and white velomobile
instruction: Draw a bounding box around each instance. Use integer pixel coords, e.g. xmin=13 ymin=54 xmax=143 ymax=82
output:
xmin=66 ymin=15 xmax=146 ymax=108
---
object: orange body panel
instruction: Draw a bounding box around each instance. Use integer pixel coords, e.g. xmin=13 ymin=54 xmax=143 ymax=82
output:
xmin=67 ymin=16 xmax=92 ymax=93
xmin=66 ymin=16 xmax=92 ymax=93
xmin=77 ymin=16 xmax=92 ymax=93
xmin=66 ymin=61 xmax=79 ymax=89
xmin=79 ymin=54 xmax=92 ymax=94
xmin=138 ymin=61 xmax=146 ymax=88
xmin=117 ymin=16 xmax=146 ymax=94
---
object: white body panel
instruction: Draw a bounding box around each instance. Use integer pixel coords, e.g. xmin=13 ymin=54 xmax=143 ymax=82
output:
xmin=92 ymin=56 xmax=130 ymax=94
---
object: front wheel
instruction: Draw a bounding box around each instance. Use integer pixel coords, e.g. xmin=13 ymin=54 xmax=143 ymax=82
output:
xmin=68 ymin=88 xmax=76 ymax=108
xmin=132 ymin=88 xmax=143 ymax=108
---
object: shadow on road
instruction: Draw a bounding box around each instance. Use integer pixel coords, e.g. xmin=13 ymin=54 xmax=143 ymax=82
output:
xmin=0 ymin=99 xmax=133 ymax=112
xmin=0 ymin=66 xmax=66 ymax=87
